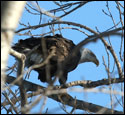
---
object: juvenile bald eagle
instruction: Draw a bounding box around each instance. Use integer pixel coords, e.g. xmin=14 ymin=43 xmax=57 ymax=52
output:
xmin=12 ymin=34 xmax=99 ymax=84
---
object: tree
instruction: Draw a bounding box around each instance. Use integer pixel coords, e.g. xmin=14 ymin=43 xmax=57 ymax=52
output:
xmin=1 ymin=1 xmax=124 ymax=114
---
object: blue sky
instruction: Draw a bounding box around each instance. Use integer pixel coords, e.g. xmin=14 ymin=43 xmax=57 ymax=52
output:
xmin=3 ymin=1 xmax=124 ymax=114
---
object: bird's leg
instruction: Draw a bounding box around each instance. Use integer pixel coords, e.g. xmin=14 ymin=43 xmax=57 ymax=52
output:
xmin=59 ymin=72 xmax=67 ymax=85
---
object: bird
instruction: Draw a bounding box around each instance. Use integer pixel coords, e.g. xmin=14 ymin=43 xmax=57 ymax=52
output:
xmin=12 ymin=34 xmax=99 ymax=85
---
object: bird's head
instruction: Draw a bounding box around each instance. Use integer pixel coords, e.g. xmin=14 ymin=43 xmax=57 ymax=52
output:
xmin=79 ymin=48 xmax=99 ymax=66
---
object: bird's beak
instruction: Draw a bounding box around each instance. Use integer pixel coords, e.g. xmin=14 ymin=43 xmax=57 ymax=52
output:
xmin=94 ymin=58 xmax=99 ymax=67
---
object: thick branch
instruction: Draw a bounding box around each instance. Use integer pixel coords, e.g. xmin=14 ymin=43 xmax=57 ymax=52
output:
xmin=50 ymin=94 xmax=123 ymax=114
xmin=17 ymin=55 xmax=27 ymax=113
xmin=54 ymin=78 xmax=124 ymax=89
xmin=15 ymin=21 xmax=124 ymax=33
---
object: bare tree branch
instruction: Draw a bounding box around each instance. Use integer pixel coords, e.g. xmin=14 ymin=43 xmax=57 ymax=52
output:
xmin=15 ymin=20 xmax=124 ymax=33
xmin=54 ymin=78 xmax=124 ymax=89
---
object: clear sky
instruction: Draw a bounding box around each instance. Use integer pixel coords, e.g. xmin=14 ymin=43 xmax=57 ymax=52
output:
xmin=3 ymin=1 xmax=124 ymax=114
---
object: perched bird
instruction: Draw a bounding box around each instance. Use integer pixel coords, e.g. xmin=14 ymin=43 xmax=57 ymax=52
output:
xmin=12 ymin=34 xmax=99 ymax=84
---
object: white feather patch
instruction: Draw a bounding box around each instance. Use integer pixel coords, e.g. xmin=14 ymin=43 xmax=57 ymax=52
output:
xmin=30 ymin=53 xmax=43 ymax=64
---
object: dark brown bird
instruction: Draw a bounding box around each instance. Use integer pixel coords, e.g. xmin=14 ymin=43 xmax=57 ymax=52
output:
xmin=12 ymin=34 xmax=99 ymax=84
